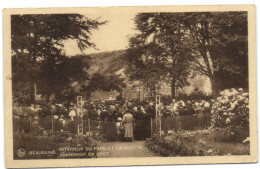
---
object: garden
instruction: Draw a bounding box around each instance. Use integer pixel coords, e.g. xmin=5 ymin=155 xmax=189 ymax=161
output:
xmin=146 ymin=88 xmax=250 ymax=156
xmin=13 ymin=131 xmax=99 ymax=159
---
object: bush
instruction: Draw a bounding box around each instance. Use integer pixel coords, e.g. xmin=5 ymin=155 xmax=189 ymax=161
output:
xmin=13 ymin=134 xmax=58 ymax=159
xmin=146 ymin=129 xmax=250 ymax=156
xmin=177 ymin=88 xmax=212 ymax=102
xmin=161 ymin=95 xmax=172 ymax=105
xmin=13 ymin=132 xmax=97 ymax=159
xmin=146 ymin=131 xmax=216 ymax=156
xmin=211 ymin=88 xmax=249 ymax=142
xmin=13 ymin=106 xmax=37 ymax=117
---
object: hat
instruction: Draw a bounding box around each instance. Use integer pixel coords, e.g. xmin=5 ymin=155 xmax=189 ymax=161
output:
xmin=238 ymin=88 xmax=243 ymax=92
xmin=110 ymin=105 xmax=115 ymax=109
xmin=204 ymin=102 xmax=210 ymax=108
xmin=127 ymin=105 xmax=133 ymax=109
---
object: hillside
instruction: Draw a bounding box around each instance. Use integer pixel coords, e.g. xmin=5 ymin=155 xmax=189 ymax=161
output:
xmin=78 ymin=50 xmax=134 ymax=100
xmin=77 ymin=49 xmax=211 ymax=100
xmin=83 ymin=50 xmax=126 ymax=77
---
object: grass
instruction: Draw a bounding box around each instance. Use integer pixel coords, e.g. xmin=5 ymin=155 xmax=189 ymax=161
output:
xmin=146 ymin=129 xmax=250 ymax=156
xmin=198 ymin=130 xmax=250 ymax=155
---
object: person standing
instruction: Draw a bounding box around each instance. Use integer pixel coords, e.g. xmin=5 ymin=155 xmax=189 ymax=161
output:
xmin=174 ymin=104 xmax=182 ymax=132
xmin=134 ymin=105 xmax=144 ymax=140
xmin=122 ymin=109 xmax=134 ymax=142
xmin=170 ymin=100 xmax=181 ymax=132
xmin=196 ymin=105 xmax=205 ymax=129
xmin=100 ymin=108 xmax=107 ymax=136
xmin=105 ymin=106 xmax=117 ymax=142
xmin=116 ymin=117 xmax=124 ymax=141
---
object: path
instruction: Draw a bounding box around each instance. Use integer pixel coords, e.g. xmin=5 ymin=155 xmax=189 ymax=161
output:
xmin=96 ymin=141 xmax=154 ymax=158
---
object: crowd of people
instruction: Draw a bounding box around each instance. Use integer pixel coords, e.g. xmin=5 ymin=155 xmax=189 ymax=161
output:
xmin=14 ymin=98 xmax=212 ymax=142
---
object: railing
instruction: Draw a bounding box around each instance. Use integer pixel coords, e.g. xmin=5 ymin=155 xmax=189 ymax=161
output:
xmin=13 ymin=117 xmax=152 ymax=141
xmin=151 ymin=113 xmax=211 ymax=135
xmin=13 ymin=112 xmax=211 ymax=139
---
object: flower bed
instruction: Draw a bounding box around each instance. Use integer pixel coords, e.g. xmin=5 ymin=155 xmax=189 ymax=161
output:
xmin=145 ymin=130 xmax=250 ymax=156
xmin=146 ymin=130 xmax=216 ymax=156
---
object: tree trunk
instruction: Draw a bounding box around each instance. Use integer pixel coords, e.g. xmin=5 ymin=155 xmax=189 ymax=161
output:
xmin=171 ymin=77 xmax=176 ymax=99
xmin=209 ymin=75 xmax=217 ymax=98
xmin=30 ymin=80 xmax=35 ymax=104
xmin=30 ymin=55 xmax=36 ymax=104
xmin=200 ymin=47 xmax=217 ymax=98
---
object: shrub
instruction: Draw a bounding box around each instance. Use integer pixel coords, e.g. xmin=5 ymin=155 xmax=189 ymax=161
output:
xmin=161 ymin=95 xmax=172 ymax=105
xmin=146 ymin=129 xmax=250 ymax=156
xmin=177 ymin=88 xmax=212 ymax=102
xmin=146 ymin=131 xmax=216 ymax=156
xmin=13 ymin=106 xmax=37 ymax=117
xmin=13 ymin=133 xmax=58 ymax=159
xmin=211 ymin=88 xmax=249 ymax=142
xmin=13 ymin=132 xmax=97 ymax=159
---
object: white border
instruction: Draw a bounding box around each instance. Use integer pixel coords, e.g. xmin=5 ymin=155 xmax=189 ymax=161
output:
xmin=1 ymin=1 xmax=259 ymax=169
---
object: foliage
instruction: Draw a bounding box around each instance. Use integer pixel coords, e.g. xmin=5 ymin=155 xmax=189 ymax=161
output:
xmin=126 ymin=12 xmax=248 ymax=97
xmin=160 ymin=95 xmax=172 ymax=105
xmin=13 ymin=133 xmax=97 ymax=159
xmin=125 ymin=13 xmax=192 ymax=98
xmin=13 ymin=133 xmax=58 ymax=159
xmin=38 ymin=56 xmax=90 ymax=102
xmin=177 ymin=88 xmax=213 ymax=101
xmin=179 ymin=12 xmax=248 ymax=95
xmin=82 ymin=73 xmax=126 ymax=99
xmin=11 ymin=14 xmax=106 ymax=104
xmin=146 ymin=131 xmax=216 ymax=156
xmin=13 ymin=106 xmax=39 ymax=117
xmin=211 ymin=88 xmax=249 ymax=141
xmin=146 ymin=130 xmax=249 ymax=156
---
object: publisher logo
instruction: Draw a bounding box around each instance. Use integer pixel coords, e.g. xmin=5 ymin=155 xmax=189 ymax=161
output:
xmin=17 ymin=148 xmax=25 ymax=157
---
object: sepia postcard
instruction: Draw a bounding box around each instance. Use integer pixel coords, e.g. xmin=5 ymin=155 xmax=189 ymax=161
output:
xmin=4 ymin=5 xmax=257 ymax=168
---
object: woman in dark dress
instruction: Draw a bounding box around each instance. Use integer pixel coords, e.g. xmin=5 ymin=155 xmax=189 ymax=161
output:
xmin=105 ymin=108 xmax=117 ymax=141
xmin=134 ymin=106 xmax=144 ymax=140
xmin=100 ymin=109 xmax=107 ymax=136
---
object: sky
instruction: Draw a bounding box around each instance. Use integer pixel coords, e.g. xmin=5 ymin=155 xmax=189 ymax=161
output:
xmin=63 ymin=10 xmax=138 ymax=56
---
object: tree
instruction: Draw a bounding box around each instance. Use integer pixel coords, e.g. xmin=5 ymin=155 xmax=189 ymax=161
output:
xmin=106 ymin=74 xmax=126 ymax=100
xmin=181 ymin=12 xmax=248 ymax=96
xmin=81 ymin=73 xmax=126 ymax=100
xmin=125 ymin=13 xmax=191 ymax=99
xmin=11 ymin=14 xmax=106 ymax=104
xmin=37 ymin=55 xmax=91 ymax=102
xmin=126 ymin=12 xmax=248 ymax=98
xmin=84 ymin=73 xmax=109 ymax=97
